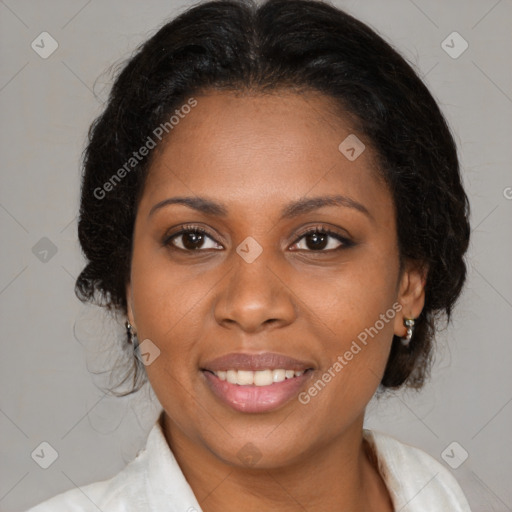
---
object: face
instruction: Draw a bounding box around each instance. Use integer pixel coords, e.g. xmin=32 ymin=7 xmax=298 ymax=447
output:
xmin=126 ymin=90 xmax=425 ymax=468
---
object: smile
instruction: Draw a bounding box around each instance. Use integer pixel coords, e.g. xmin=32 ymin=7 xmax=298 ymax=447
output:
xmin=202 ymin=369 xmax=313 ymax=413
xmin=201 ymin=352 xmax=315 ymax=413
xmin=209 ymin=369 xmax=307 ymax=386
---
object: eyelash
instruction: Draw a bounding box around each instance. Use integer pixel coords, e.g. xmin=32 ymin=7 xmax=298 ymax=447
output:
xmin=163 ymin=224 xmax=354 ymax=253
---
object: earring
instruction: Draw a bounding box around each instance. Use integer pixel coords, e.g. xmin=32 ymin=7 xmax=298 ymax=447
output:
xmin=125 ymin=321 xmax=138 ymax=347
xmin=401 ymin=318 xmax=415 ymax=346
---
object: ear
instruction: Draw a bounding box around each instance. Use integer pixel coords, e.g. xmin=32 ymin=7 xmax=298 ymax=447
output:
xmin=126 ymin=282 xmax=136 ymax=329
xmin=393 ymin=259 xmax=428 ymax=338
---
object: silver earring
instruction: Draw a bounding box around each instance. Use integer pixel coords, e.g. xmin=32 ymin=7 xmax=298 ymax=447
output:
xmin=125 ymin=321 xmax=138 ymax=347
xmin=401 ymin=318 xmax=415 ymax=346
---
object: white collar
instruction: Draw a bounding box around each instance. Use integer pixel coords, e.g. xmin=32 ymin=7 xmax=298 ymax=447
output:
xmin=131 ymin=413 xmax=471 ymax=511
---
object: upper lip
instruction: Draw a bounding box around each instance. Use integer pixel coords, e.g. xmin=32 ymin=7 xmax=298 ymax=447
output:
xmin=202 ymin=352 xmax=315 ymax=372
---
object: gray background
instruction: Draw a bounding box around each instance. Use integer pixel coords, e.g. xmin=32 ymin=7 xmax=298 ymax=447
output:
xmin=1 ymin=0 xmax=511 ymax=511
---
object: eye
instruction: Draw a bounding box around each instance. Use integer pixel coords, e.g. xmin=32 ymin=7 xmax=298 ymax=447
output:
xmin=290 ymin=226 xmax=353 ymax=252
xmin=163 ymin=224 xmax=354 ymax=253
xmin=164 ymin=225 xmax=223 ymax=251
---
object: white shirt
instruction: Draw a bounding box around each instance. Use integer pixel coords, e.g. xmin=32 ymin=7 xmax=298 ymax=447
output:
xmin=26 ymin=415 xmax=472 ymax=511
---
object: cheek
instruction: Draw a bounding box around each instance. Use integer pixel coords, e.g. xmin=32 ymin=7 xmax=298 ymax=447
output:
xmin=129 ymin=243 xmax=212 ymax=377
xmin=301 ymin=250 xmax=399 ymax=389
xmin=130 ymin=238 xmax=211 ymax=331
xmin=130 ymin=249 xmax=209 ymax=416
xmin=290 ymin=265 xmax=398 ymax=438
xmin=305 ymin=248 xmax=398 ymax=335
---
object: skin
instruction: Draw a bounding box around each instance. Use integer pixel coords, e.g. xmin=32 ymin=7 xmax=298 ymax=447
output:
xmin=126 ymin=90 xmax=426 ymax=512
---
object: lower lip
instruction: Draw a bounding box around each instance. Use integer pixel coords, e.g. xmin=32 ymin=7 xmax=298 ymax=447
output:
xmin=202 ymin=370 xmax=312 ymax=413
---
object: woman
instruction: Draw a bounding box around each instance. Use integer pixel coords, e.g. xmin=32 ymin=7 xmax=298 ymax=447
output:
xmin=27 ymin=0 xmax=472 ymax=510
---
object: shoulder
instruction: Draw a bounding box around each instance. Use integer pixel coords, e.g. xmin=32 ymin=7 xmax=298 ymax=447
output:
xmin=365 ymin=429 xmax=472 ymax=512
xmin=24 ymin=414 xmax=202 ymax=512
xmin=24 ymin=446 xmax=149 ymax=512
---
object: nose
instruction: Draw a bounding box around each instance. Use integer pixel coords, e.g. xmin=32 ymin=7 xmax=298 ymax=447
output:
xmin=213 ymin=250 xmax=297 ymax=333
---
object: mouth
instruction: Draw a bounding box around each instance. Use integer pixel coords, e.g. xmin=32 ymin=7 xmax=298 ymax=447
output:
xmin=201 ymin=352 xmax=315 ymax=413
xmin=203 ymin=368 xmax=311 ymax=386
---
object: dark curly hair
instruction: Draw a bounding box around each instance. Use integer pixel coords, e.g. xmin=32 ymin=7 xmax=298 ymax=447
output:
xmin=75 ymin=0 xmax=470 ymax=395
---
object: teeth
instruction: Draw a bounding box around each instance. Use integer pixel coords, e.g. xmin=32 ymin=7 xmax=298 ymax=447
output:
xmin=273 ymin=369 xmax=286 ymax=382
xmin=214 ymin=369 xmax=306 ymax=386
xmin=226 ymin=370 xmax=237 ymax=384
xmin=254 ymin=369 xmax=273 ymax=386
xmin=237 ymin=370 xmax=253 ymax=385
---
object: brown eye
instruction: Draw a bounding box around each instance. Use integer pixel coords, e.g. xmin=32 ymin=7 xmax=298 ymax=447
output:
xmin=165 ymin=227 xmax=223 ymax=251
xmin=291 ymin=227 xmax=353 ymax=252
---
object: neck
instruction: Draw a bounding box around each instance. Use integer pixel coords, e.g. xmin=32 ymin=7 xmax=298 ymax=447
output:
xmin=161 ymin=413 xmax=393 ymax=512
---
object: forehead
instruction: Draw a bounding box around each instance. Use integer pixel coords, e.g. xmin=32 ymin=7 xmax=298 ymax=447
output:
xmin=140 ymin=90 xmax=392 ymax=221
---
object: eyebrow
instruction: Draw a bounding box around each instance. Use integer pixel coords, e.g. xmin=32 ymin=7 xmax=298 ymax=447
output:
xmin=148 ymin=194 xmax=371 ymax=220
